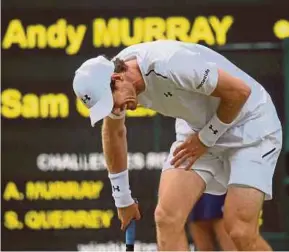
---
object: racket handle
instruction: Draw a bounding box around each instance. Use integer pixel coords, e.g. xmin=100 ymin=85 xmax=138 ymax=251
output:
xmin=125 ymin=220 xmax=136 ymax=251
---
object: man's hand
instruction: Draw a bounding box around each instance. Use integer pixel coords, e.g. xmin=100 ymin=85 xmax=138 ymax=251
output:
xmin=117 ymin=202 xmax=141 ymax=231
xmin=171 ymin=133 xmax=208 ymax=170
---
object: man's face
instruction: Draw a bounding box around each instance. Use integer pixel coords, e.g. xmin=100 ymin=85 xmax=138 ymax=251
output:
xmin=111 ymin=77 xmax=138 ymax=115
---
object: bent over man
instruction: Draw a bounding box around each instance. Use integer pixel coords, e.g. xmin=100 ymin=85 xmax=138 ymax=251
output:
xmin=72 ymin=40 xmax=282 ymax=251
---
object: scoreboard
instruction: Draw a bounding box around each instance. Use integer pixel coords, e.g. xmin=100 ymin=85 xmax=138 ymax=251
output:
xmin=2 ymin=1 xmax=289 ymax=250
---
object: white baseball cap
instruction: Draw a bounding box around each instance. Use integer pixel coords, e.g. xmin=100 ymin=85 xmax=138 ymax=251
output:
xmin=73 ymin=56 xmax=115 ymax=127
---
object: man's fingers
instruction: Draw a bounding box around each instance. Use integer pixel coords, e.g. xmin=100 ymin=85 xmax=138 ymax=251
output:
xmin=173 ymin=142 xmax=187 ymax=156
xmin=135 ymin=209 xmax=141 ymax=220
xmin=173 ymin=153 xmax=192 ymax=168
xmin=121 ymin=219 xmax=130 ymax=231
xmin=184 ymin=158 xmax=196 ymax=170
xmin=171 ymin=149 xmax=189 ymax=165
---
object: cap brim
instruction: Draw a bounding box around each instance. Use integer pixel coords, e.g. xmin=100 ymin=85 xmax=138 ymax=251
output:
xmin=89 ymin=88 xmax=114 ymax=127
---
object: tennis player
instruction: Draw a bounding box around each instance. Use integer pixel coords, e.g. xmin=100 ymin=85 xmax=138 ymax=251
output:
xmin=72 ymin=40 xmax=282 ymax=251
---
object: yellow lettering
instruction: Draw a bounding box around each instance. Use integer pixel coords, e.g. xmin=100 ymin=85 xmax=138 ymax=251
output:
xmin=47 ymin=210 xmax=62 ymax=229
xmin=3 ymin=182 xmax=23 ymax=200
xmin=166 ymin=17 xmax=190 ymax=41
xmin=27 ymin=24 xmax=47 ymax=48
xmin=22 ymin=94 xmax=39 ymax=118
xmin=99 ymin=210 xmax=114 ymax=228
xmin=46 ymin=19 xmax=67 ymax=49
xmin=25 ymin=210 xmax=114 ymax=230
xmin=40 ymin=94 xmax=69 ymax=118
xmin=2 ymin=19 xmax=85 ymax=55
xmin=66 ymin=24 xmax=87 ymax=55
xmin=76 ymin=98 xmax=89 ymax=117
xmin=25 ymin=211 xmax=42 ymax=230
xmin=2 ymin=16 xmax=234 ymax=52
xmin=189 ymin=16 xmax=215 ymax=45
xmin=126 ymin=106 xmax=157 ymax=117
xmin=121 ymin=18 xmax=143 ymax=46
xmin=2 ymin=19 xmax=27 ymax=49
xmin=1 ymin=89 xmax=69 ymax=119
xmin=61 ymin=210 xmax=75 ymax=229
xmin=1 ymin=89 xmax=21 ymax=118
xmin=26 ymin=181 xmax=104 ymax=200
xmin=26 ymin=181 xmax=45 ymax=200
xmin=93 ymin=18 xmax=121 ymax=47
xmin=143 ymin=17 xmax=166 ymax=41
xmin=4 ymin=211 xmax=23 ymax=229
xmin=258 ymin=210 xmax=263 ymax=227
xmin=209 ymin=16 xmax=234 ymax=45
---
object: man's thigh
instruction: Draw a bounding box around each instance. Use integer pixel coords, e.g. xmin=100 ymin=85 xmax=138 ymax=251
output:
xmin=163 ymin=140 xmax=228 ymax=196
xmin=157 ymin=168 xmax=205 ymax=224
xmin=224 ymin=186 xmax=264 ymax=232
xmin=188 ymin=220 xmax=215 ymax=251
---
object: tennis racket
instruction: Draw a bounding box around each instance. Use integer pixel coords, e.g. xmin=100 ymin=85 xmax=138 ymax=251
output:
xmin=125 ymin=219 xmax=136 ymax=251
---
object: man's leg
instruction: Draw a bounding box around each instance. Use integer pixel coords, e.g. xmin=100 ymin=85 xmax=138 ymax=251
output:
xmin=213 ymin=219 xmax=237 ymax=251
xmin=188 ymin=193 xmax=217 ymax=251
xmin=155 ymin=168 xmax=205 ymax=251
xmin=188 ymin=220 xmax=215 ymax=251
xmin=223 ymin=186 xmax=271 ymax=250
xmin=188 ymin=193 xmax=236 ymax=251
xmin=223 ymin=130 xmax=282 ymax=251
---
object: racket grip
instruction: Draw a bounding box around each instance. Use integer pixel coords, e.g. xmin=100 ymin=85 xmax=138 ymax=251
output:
xmin=125 ymin=220 xmax=136 ymax=251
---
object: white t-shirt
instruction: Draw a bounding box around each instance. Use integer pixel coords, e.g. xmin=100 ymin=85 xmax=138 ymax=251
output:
xmin=114 ymin=40 xmax=281 ymax=148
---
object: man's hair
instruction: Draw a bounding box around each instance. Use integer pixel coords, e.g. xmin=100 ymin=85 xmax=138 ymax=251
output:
xmin=113 ymin=58 xmax=128 ymax=73
xmin=103 ymin=55 xmax=128 ymax=91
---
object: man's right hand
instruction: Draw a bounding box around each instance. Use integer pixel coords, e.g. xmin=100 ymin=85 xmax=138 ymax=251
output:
xmin=117 ymin=202 xmax=141 ymax=231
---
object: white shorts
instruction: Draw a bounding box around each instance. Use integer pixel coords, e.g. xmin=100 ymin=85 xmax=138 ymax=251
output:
xmin=163 ymin=129 xmax=282 ymax=200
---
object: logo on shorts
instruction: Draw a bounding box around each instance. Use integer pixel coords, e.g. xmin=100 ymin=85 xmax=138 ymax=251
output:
xmin=112 ymin=185 xmax=120 ymax=192
xmin=197 ymin=69 xmax=210 ymax=89
xmin=209 ymin=124 xmax=218 ymax=135
xmin=81 ymin=94 xmax=91 ymax=104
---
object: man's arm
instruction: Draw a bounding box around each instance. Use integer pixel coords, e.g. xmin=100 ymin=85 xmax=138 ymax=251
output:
xmin=197 ymin=68 xmax=251 ymax=147
xmin=167 ymin=49 xmax=251 ymax=147
xmin=102 ymin=116 xmax=127 ymax=173
xmin=211 ymin=68 xmax=251 ymax=124
xmin=102 ymin=116 xmax=135 ymax=208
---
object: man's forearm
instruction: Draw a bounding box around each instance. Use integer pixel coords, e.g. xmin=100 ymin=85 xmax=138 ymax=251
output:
xmin=102 ymin=118 xmax=128 ymax=173
xmin=199 ymin=75 xmax=251 ymax=147
xmin=216 ymin=88 xmax=250 ymax=124
xmin=212 ymin=70 xmax=252 ymax=124
xmin=102 ymin=118 xmax=134 ymax=208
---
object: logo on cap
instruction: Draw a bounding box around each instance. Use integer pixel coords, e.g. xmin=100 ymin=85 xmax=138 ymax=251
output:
xmin=81 ymin=94 xmax=91 ymax=104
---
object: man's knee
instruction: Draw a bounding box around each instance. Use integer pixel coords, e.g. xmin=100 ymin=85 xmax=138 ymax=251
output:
xmin=225 ymin=220 xmax=258 ymax=247
xmin=154 ymin=204 xmax=185 ymax=232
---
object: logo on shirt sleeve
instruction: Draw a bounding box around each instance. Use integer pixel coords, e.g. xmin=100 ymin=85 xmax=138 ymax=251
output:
xmin=196 ymin=69 xmax=210 ymax=89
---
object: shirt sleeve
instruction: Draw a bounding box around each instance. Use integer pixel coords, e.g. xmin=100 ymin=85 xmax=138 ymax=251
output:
xmin=167 ymin=49 xmax=219 ymax=95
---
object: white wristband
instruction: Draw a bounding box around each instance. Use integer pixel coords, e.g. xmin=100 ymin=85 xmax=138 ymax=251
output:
xmin=198 ymin=114 xmax=232 ymax=147
xmin=108 ymin=169 xmax=134 ymax=208
xmin=108 ymin=110 xmax=126 ymax=120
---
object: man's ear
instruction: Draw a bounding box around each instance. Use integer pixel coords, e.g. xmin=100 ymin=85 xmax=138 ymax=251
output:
xmin=111 ymin=73 xmax=123 ymax=81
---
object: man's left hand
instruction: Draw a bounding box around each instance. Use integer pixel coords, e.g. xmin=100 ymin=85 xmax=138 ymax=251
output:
xmin=171 ymin=133 xmax=208 ymax=170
